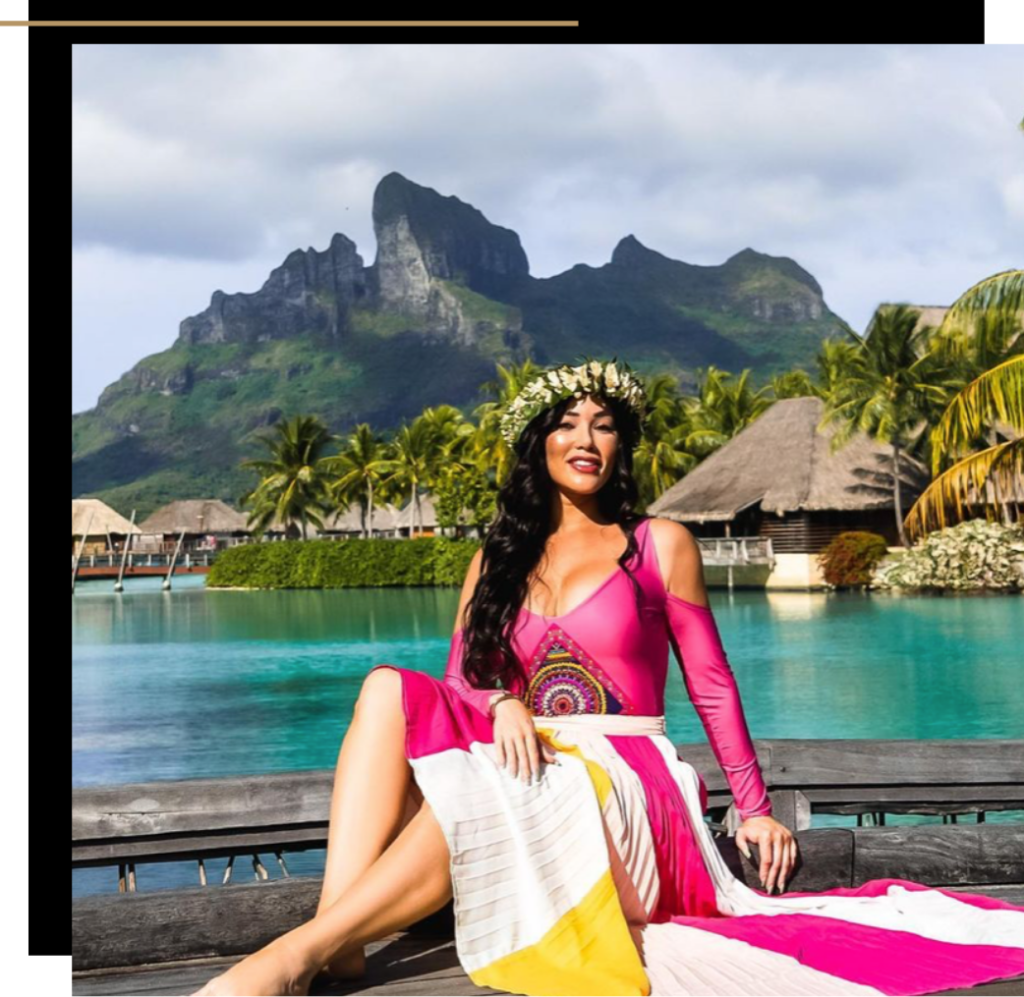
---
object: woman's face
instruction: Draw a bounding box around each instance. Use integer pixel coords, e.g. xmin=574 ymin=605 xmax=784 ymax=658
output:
xmin=545 ymin=394 xmax=619 ymax=495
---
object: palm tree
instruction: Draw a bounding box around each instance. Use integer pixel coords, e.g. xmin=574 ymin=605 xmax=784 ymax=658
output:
xmin=815 ymin=336 xmax=864 ymax=399
xmin=770 ymin=368 xmax=820 ymax=400
xmin=237 ymin=414 xmax=336 ymax=540
xmin=474 ymin=359 xmax=549 ymax=485
xmin=903 ymin=269 xmax=1024 ymax=540
xmin=319 ymin=424 xmax=402 ymax=538
xmin=687 ymin=366 xmax=774 ymax=456
xmin=818 ymin=304 xmax=953 ymax=547
xmin=631 ymin=372 xmax=699 ymax=506
xmin=380 ymin=417 xmax=447 ymax=538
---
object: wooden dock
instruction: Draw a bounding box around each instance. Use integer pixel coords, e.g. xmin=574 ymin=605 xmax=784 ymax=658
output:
xmin=72 ymin=738 xmax=1024 ymax=996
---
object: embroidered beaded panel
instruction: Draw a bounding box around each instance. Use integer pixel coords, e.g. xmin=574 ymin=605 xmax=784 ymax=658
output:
xmin=524 ymin=626 xmax=638 ymax=716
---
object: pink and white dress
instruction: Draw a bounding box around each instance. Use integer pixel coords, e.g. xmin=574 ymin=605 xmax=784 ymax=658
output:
xmin=368 ymin=516 xmax=1024 ymax=996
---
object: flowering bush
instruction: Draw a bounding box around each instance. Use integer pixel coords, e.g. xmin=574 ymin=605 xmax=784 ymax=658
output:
xmin=871 ymin=519 xmax=1024 ymax=592
xmin=818 ymin=531 xmax=890 ymax=588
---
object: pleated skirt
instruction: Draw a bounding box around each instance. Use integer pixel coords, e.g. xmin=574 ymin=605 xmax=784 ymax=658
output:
xmin=369 ymin=664 xmax=1024 ymax=996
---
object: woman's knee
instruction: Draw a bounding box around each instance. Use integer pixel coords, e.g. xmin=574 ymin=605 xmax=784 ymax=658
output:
xmin=357 ymin=665 xmax=403 ymax=716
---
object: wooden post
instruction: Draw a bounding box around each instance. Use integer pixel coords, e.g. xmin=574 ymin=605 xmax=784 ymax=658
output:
xmin=163 ymin=529 xmax=186 ymax=591
xmin=768 ymin=789 xmax=812 ymax=832
xmin=72 ymin=510 xmax=95 ymax=594
xmin=114 ymin=510 xmax=137 ymax=593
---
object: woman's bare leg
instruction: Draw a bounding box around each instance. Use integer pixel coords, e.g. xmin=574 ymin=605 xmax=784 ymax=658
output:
xmin=315 ymin=666 xmax=419 ymax=977
xmin=190 ymin=795 xmax=453 ymax=996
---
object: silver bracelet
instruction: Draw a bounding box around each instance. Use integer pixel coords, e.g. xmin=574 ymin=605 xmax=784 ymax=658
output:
xmin=489 ymin=692 xmax=521 ymax=718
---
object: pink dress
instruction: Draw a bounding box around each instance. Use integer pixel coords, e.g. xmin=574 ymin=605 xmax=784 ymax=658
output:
xmin=368 ymin=517 xmax=1024 ymax=996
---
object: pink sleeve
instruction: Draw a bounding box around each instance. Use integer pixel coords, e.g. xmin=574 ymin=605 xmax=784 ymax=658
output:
xmin=664 ymin=595 xmax=772 ymax=821
xmin=443 ymin=627 xmax=503 ymax=719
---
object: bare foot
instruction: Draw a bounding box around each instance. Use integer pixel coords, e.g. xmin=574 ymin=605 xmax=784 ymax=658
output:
xmin=189 ymin=936 xmax=315 ymax=996
xmin=319 ymin=943 xmax=366 ymax=981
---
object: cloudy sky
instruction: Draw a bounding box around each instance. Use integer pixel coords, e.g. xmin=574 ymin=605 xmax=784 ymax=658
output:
xmin=72 ymin=43 xmax=1023 ymax=414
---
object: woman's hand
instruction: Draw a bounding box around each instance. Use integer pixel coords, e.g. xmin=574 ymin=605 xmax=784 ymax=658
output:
xmin=492 ymin=697 xmax=559 ymax=785
xmin=734 ymin=815 xmax=799 ymax=894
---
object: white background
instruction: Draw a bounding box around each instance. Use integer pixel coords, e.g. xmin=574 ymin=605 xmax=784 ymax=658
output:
xmin=1 ymin=2 xmax=43 ymax=993
xmin=987 ymin=0 xmax=1024 ymax=40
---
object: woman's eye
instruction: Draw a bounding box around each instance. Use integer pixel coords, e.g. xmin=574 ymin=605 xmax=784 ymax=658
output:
xmin=559 ymin=422 xmax=613 ymax=431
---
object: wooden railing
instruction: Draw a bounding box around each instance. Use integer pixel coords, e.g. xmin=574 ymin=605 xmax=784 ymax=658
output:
xmin=696 ymin=536 xmax=774 ymax=565
xmin=72 ymin=738 xmax=1024 ymax=974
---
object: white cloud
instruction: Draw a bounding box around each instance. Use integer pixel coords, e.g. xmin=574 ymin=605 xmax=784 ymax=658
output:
xmin=72 ymin=43 xmax=1024 ymax=413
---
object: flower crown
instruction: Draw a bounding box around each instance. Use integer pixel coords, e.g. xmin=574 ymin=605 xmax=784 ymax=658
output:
xmin=499 ymin=356 xmax=650 ymax=449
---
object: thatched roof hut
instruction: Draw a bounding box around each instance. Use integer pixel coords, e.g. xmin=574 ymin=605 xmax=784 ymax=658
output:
xmin=648 ymin=396 xmax=930 ymax=551
xmin=72 ymin=498 xmax=140 ymax=537
xmin=72 ymin=498 xmax=142 ymax=556
xmin=137 ymin=500 xmax=250 ymax=535
xmin=316 ymin=503 xmax=402 ymax=538
xmin=867 ymin=303 xmax=949 ymax=338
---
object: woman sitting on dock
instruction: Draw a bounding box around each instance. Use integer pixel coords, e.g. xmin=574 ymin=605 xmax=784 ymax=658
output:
xmin=192 ymin=358 xmax=1024 ymax=997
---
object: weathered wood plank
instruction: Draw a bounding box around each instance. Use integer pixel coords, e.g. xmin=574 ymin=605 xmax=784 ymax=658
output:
xmin=70 ymin=929 xmax=1024 ymax=997
xmin=77 ymin=826 xmax=1024 ymax=973
xmin=74 ymin=825 xmax=328 ymax=867
xmin=943 ymin=883 xmax=1024 ymax=905
xmin=73 ymin=875 xmax=455 ymax=973
xmin=73 ymin=741 xmax=1024 ymax=874
xmin=73 ymin=830 xmax=857 ymax=971
xmin=72 ymin=934 xmax=507 ymax=996
xmin=72 ymin=770 xmax=335 ymax=841
xmin=851 ymin=824 xmax=1024 ymax=886
xmin=763 ymin=739 xmax=1024 ymax=786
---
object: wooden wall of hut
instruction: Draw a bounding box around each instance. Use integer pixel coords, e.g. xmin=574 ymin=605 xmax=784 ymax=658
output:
xmin=761 ymin=509 xmax=901 ymax=551
xmin=686 ymin=507 xmax=902 ymax=551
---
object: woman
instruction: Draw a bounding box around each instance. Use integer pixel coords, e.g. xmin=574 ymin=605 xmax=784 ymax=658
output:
xmin=192 ymin=359 xmax=1024 ymax=996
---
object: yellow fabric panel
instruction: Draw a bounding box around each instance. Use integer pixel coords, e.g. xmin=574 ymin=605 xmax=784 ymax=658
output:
xmin=535 ymin=727 xmax=614 ymax=808
xmin=469 ymin=866 xmax=651 ymax=996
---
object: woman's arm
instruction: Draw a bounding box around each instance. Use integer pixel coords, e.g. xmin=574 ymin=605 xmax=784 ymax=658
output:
xmin=659 ymin=523 xmax=772 ymax=820
xmin=442 ymin=548 xmax=505 ymax=718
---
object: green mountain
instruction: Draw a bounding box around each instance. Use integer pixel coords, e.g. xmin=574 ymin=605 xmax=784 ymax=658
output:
xmin=72 ymin=171 xmax=849 ymax=516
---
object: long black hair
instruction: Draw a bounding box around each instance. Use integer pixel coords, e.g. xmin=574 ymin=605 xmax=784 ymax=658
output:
xmin=459 ymin=390 xmax=649 ymax=696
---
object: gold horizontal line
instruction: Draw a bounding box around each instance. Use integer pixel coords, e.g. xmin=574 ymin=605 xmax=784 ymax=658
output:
xmin=2 ymin=20 xmax=579 ymax=26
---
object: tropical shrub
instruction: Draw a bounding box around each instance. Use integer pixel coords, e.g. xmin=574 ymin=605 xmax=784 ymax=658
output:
xmin=817 ymin=531 xmax=890 ymax=588
xmin=871 ymin=519 xmax=1024 ymax=592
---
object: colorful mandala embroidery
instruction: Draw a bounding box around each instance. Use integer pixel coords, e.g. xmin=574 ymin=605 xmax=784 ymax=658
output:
xmin=525 ymin=628 xmax=636 ymax=716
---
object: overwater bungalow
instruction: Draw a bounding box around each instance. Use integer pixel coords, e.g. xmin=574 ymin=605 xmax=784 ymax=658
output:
xmin=392 ymin=492 xmax=484 ymax=539
xmin=71 ymin=498 xmax=142 ymax=556
xmin=137 ymin=499 xmax=253 ymax=553
xmin=647 ymin=395 xmax=931 ymax=590
xmin=315 ymin=503 xmax=403 ymax=540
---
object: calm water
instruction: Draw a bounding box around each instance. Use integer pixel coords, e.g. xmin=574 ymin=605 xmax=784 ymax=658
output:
xmin=72 ymin=576 xmax=1022 ymax=897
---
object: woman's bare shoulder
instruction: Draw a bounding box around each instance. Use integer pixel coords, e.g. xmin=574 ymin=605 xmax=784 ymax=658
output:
xmin=645 ymin=518 xmax=709 ymax=606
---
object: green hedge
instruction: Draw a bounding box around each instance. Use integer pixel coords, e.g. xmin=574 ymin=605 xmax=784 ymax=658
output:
xmin=205 ymin=536 xmax=480 ymax=590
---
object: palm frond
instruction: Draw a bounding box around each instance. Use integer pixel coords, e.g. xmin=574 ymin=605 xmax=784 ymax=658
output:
xmin=938 ymin=269 xmax=1024 ymax=336
xmin=904 ymin=438 xmax=1023 ymax=540
xmin=932 ymin=354 xmax=1024 ymax=464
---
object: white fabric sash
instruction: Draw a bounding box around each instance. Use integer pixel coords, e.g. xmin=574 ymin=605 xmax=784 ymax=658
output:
xmin=531 ymin=712 xmax=666 ymax=736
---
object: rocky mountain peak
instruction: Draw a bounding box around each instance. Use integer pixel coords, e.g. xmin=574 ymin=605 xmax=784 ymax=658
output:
xmin=371 ymin=172 xmax=529 ymax=307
